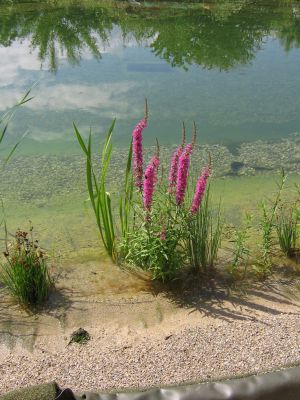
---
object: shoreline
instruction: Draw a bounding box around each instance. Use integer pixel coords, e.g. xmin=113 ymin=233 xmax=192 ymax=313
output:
xmin=1 ymin=313 xmax=299 ymax=394
xmin=0 ymin=276 xmax=299 ymax=394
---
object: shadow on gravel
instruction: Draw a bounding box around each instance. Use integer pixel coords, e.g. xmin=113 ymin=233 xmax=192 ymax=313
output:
xmin=154 ymin=273 xmax=300 ymax=323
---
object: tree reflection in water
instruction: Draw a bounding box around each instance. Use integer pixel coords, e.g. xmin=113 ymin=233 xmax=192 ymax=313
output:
xmin=0 ymin=0 xmax=300 ymax=71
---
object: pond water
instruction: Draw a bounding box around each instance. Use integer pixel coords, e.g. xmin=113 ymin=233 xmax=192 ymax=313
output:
xmin=0 ymin=0 xmax=300 ymax=261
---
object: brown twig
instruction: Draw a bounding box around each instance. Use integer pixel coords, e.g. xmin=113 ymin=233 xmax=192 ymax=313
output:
xmin=144 ymin=98 xmax=148 ymax=122
xmin=192 ymin=121 xmax=197 ymax=147
xmin=181 ymin=121 xmax=186 ymax=148
xmin=156 ymin=137 xmax=160 ymax=159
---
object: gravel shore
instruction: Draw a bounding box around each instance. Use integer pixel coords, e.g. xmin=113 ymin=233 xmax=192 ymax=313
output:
xmin=0 ymin=312 xmax=299 ymax=395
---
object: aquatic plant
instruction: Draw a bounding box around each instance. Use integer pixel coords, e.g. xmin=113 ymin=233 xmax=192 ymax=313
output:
xmin=0 ymin=226 xmax=53 ymax=306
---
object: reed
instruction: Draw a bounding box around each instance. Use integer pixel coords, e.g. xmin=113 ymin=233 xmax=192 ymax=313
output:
xmin=74 ymin=121 xmax=133 ymax=261
xmin=186 ymin=188 xmax=222 ymax=276
xmin=0 ymin=88 xmax=33 ymax=164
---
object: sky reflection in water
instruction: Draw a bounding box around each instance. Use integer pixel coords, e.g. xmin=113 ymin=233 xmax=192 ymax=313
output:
xmin=1 ymin=0 xmax=300 ymax=255
xmin=1 ymin=1 xmax=300 ymax=151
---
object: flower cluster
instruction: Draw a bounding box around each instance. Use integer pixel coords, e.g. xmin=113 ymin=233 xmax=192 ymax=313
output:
xmin=175 ymin=143 xmax=193 ymax=206
xmin=191 ymin=166 xmax=211 ymax=214
xmin=132 ymin=118 xmax=147 ymax=191
xmin=168 ymin=147 xmax=182 ymax=194
xmin=143 ymin=155 xmax=159 ymax=211
xmin=132 ymin=113 xmax=210 ymax=214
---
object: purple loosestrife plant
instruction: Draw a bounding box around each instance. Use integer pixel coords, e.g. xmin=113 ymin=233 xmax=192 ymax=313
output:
xmin=143 ymin=155 xmax=159 ymax=212
xmin=132 ymin=118 xmax=147 ymax=191
xmin=76 ymin=101 xmax=219 ymax=281
xmin=132 ymin=100 xmax=149 ymax=191
xmin=175 ymin=143 xmax=193 ymax=206
xmin=168 ymin=122 xmax=186 ymax=194
xmin=191 ymin=166 xmax=211 ymax=214
xmin=168 ymin=147 xmax=182 ymax=194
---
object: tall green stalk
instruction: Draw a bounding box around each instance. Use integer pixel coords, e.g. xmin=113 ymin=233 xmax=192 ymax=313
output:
xmin=74 ymin=120 xmax=133 ymax=261
xmin=119 ymin=141 xmax=133 ymax=242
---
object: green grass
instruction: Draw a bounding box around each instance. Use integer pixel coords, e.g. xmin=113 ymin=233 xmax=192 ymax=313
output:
xmin=186 ymin=188 xmax=223 ymax=276
xmin=276 ymin=204 xmax=299 ymax=257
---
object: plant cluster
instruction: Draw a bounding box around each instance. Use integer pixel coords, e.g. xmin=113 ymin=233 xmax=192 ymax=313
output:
xmin=227 ymin=171 xmax=300 ymax=282
xmin=75 ymin=107 xmax=299 ymax=285
xmin=0 ymin=226 xmax=53 ymax=306
xmin=75 ymin=104 xmax=223 ymax=281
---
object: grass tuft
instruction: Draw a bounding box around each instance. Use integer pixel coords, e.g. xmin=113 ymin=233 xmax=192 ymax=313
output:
xmin=0 ymin=225 xmax=53 ymax=307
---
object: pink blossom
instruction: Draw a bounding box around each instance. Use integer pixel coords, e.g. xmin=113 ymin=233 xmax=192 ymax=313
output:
xmin=175 ymin=143 xmax=193 ymax=206
xmin=190 ymin=166 xmax=211 ymax=214
xmin=151 ymin=154 xmax=159 ymax=170
xmin=168 ymin=147 xmax=182 ymax=193
xmin=132 ymin=119 xmax=147 ymax=190
xmin=143 ymin=155 xmax=159 ymax=211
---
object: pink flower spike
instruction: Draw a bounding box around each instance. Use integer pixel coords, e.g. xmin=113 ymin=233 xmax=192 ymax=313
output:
xmin=190 ymin=166 xmax=211 ymax=214
xmin=132 ymin=118 xmax=147 ymax=191
xmin=175 ymin=143 xmax=193 ymax=206
xmin=143 ymin=154 xmax=159 ymax=211
xmin=151 ymin=154 xmax=159 ymax=170
xmin=168 ymin=147 xmax=182 ymax=194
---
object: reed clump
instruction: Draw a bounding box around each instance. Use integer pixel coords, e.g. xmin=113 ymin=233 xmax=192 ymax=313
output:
xmin=1 ymin=226 xmax=53 ymax=307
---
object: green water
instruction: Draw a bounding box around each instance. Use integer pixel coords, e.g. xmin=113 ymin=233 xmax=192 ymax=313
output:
xmin=0 ymin=0 xmax=300 ymax=257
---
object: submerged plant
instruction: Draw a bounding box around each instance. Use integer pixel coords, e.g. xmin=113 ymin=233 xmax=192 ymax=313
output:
xmin=0 ymin=226 xmax=53 ymax=306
